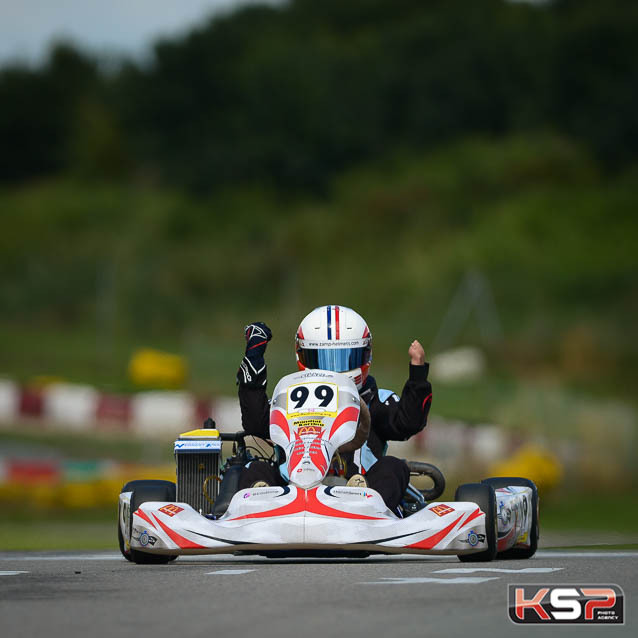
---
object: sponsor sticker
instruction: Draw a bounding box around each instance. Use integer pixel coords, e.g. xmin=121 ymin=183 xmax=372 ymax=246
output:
xmin=295 ymin=418 xmax=324 ymax=427
xmin=498 ymin=500 xmax=511 ymax=523
xmin=139 ymin=530 xmax=157 ymax=547
xmin=430 ymin=504 xmax=455 ymax=517
xmin=158 ymin=504 xmax=184 ymax=517
xmin=174 ymin=440 xmax=222 ymax=451
xmin=132 ymin=528 xmax=158 ymax=546
xmin=459 ymin=531 xmax=485 ymax=545
xmin=246 ymin=488 xmax=282 ymax=497
xmin=296 ymin=419 xmax=324 ymax=437
xmin=297 ymin=370 xmax=335 ymax=377
xmin=298 ymin=426 xmax=323 ymax=436
xmin=508 ymin=584 xmax=624 ymax=625
xmin=467 ymin=530 xmax=480 ymax=546
xmin=297 ymin=340 xmax=367 ymax=348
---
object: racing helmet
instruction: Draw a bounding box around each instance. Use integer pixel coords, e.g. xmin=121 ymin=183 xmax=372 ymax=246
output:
xmin=295 ymin=305 xmax=372 ymax=390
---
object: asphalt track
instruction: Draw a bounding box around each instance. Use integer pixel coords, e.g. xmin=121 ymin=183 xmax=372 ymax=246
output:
xmin=1 ymin=550 xmax=635 ymax=638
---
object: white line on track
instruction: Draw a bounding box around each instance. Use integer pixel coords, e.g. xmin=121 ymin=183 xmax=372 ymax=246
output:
xmin=363 ymin=576 xmax=500 ymax=585
xmin=206 ymin=569 xmax=256 ymax=575
xmin=0 ymin=571 xmax=29 ymax=576
xmin=433 ymin=567 xmax=563 ymax=574
xmin=0 ymin=554 xmax=123 ymax=561
xmin=536 ymin=551 xmax=638 ymax=558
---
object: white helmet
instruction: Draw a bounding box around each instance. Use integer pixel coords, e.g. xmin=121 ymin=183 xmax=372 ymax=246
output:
xmin=295 ymin=305 xmax=372 ymax=389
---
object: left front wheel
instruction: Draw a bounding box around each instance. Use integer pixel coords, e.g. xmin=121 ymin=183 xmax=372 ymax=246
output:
xmin=118 ymin=479 xmax=178 ymax=564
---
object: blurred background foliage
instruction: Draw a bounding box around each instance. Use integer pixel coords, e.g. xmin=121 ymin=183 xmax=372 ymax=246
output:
xmin=1 ymin=0 xmax=637 ymax=412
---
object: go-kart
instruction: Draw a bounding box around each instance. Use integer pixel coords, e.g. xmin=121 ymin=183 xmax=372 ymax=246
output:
xmin=118 ymin=370 xmax=539 ymax=563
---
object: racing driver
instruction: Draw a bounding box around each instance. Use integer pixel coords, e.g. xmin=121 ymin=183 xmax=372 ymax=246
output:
xmin=236 ymin=305 xmax=433 ymax=514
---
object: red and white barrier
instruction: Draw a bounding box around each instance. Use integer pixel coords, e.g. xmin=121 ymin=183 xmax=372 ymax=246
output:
xmin=211 ymin=397 xmax=242 ymax=432
xmin=0 ymin=379 xmax=509 ymax=465
xmin=43 ymin=383 xmax=100 ymax=430
xmin=131 ymin=391 xmax=203 ymax=435
xmin=96 ymin=394 xmax=132 ymax=426
xmin=0 ymin=379 xmax=19 ymax=424
xmin=0 ymin=378 xmax=227 ymax=436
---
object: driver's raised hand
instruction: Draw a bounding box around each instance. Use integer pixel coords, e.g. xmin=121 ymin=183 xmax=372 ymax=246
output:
xmin=244 ymin=322 xmax=272 ymax=357
xmin=408 ymin=339 xmax=426 ymax=365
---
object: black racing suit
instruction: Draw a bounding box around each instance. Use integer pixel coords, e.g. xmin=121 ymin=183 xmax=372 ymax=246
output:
xmin=237 ymin=353 xmax=433 ymax=513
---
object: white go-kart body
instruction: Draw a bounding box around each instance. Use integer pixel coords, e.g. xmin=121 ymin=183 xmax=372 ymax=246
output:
xmin=119 ymin=371 xmax=537 ymax=560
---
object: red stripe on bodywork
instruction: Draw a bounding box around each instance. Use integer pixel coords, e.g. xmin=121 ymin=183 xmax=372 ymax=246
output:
xmin=329 ymin=406 xmax=359 ymax=439
xmin=134 ymin=508 xmax=157 ymax=530
xmin=228 ymin=488 xmax=306 ymax=521
xmin=228 ymin=487 xmax=385 ymax=522
xmin=288 ymin=436 xmax=305 ymax=472
xmin=151 ymin=513 xmax=205 ymax=549
xmin=406 ymin=513 xmax=464 ymax=549
xmin=461 ymin=507 xmax=483 ymax=528
xmin=308 ymin=435 xmax=328 ymax=475
xmin=270 ymin=409 xmax=291 ymax=441
xmin=306 ymin=489 xmax=384 ymax=520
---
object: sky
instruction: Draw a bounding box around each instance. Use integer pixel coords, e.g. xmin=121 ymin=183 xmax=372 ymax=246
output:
xmin=0 ymin=0 xmax=280 ymax=66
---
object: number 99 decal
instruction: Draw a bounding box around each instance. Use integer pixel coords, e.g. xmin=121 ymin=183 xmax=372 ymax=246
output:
xmin=287 ymin=382 xmax=338 ymax=417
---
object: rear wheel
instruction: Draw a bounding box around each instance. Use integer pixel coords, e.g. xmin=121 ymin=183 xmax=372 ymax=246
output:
xmin=455 ymin=483 xmax=497 ymax=562
xmin=118 ymin=479 xmax=178 ymax=565
xmin=405 ymin=461 xmax=446 ymax=501
xmin=481 ymin=477 xmax=539 ymax=559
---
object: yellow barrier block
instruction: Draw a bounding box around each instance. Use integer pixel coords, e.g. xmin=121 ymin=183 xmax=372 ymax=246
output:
xmin=128 ymin=348 xmax=188 ymax=388
xmin=59 ymin=483 xmax=95 ymax=508
xmin=489 ymin=444 xmax=563 ymax=493
xmin=0 ymin=483 xmax=24 ymax=505
xmin=94 ymin=478 xmax=127 ymax=507
xmin=0 ymin=464 xmax=178 ymax=510
xmin=28 ymin=484 xmax=60 ymax=508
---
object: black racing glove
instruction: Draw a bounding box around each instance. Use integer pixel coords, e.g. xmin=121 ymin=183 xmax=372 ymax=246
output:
xmin=237 ymin=322 xmax=272 ymax=387
xmin=244 ymin=322 xmax=272 ymax=357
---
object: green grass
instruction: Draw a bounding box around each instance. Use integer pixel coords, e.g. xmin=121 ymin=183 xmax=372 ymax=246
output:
xmin=0 ymin=507 xmax=113 ymax=551
xmin=0 ymin=522 xmax=115 ymax=551
xmin=541 ymin=492 xmax=638 ymax=533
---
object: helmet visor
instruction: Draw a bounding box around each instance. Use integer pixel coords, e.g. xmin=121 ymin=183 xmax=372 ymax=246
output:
xmin=297 ymin=346 xmax=371 ymax=373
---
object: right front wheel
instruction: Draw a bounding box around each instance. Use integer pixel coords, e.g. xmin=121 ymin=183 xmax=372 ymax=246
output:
xmin=481 ymin=476 xmax=539 ymax=559
xmin=455 ymin=482 xmax=498 ymax=562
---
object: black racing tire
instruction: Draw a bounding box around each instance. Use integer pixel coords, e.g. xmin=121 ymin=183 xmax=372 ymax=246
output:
xmin=455 ymin=482 xmax=498 ymax=562
xmin=118 ymin=519 xmax=133 ymax=562
xmin=119 ymin=479 xmax=178 ymax=565
xmin=405 ymin=461 xmax=446 ymax=501
xmin=481 ymin=476 xmax=539 ymax=559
